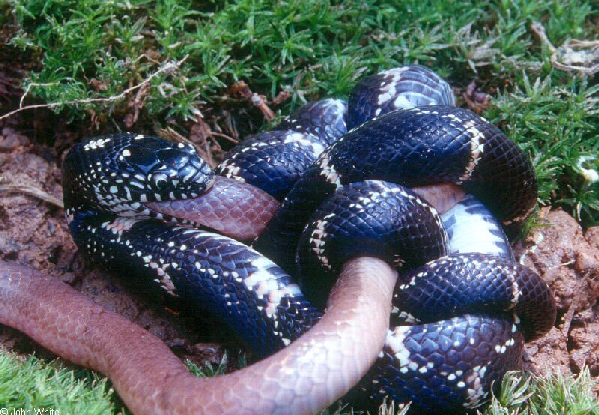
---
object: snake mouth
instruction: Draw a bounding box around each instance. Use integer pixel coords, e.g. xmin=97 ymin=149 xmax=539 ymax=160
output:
xmin=144 ymin=176 xmax=280 ymax=241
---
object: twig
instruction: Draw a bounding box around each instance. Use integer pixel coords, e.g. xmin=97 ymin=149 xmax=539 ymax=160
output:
xmin=230 ymin=81 xmax=276 ymax=121
xmin=530 ymin=22 xmax=556 ymax=53
xmin=0 ymin=184 xmax=64 ymax=209
xmin=531 ymin=22 xmax=599 ymax=76
xmin=210 ymin=131 xmax=239 ymax=145
xmin=0 ymin=55 xmax=189 ymax=122
xmin=19 ymin=82 xmax=61 ymax=108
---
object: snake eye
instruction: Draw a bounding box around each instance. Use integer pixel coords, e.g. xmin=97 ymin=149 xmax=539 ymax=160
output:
xmin=151 ymin=173 xmax=169 ymax=190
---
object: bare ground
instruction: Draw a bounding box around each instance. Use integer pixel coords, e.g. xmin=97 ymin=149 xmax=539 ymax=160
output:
xmin=0 ymin=126 xmax=598 ymax=393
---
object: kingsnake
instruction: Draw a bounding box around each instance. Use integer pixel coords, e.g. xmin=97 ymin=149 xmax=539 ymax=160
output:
xmin=0 ymin=65 xmax=556 ymax=414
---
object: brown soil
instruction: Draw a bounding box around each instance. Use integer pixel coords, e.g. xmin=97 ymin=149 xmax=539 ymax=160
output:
xmin=0 ymin=126 xmax=598 ymax=390
xmin=517 ymin=208 xmax=599 ymax=378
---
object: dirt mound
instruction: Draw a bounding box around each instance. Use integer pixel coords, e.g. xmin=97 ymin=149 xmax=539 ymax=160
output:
xmin=517 ymin=208 xmax=599 ymax=377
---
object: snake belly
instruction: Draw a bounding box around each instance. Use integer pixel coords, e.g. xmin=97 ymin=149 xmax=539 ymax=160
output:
xmin=0 ymin=65 xmax=556 ymax=414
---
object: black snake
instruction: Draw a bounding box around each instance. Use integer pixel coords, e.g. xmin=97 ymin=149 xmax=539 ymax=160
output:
xmin=0 ymin=65 xmax=556 ymax=414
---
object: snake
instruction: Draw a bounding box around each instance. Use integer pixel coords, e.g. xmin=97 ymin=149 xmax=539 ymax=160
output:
xmin=0 ymin=65 xmax=556 ymax=414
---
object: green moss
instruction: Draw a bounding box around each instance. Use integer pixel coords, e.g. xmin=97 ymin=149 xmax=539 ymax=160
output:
xmin=9 ymin=0 xmax=598 ymax=223
xmin=0 ymin=351 xmax=128 ymax=414
xmin=484 ymin=369 xmax=599 ymax=415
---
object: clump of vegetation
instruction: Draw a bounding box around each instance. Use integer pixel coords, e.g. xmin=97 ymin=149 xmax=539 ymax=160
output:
xmin=489 ymin=74 xmax=599 ymax=227
xmin=1 ymin=352 xmax=597 ymax=414
xmin=0 ymin=351 xmax=126 ymax=414
xmin=7 ymin=0 xmax=598 ymax=224
xmin=484 ymin=369 xmax=599 ymax=415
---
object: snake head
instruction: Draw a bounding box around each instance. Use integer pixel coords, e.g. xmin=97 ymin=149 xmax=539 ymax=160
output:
xmin=63 ymin=133 xmax=214 ymax=214
xmin=117 ymin=134 xmax=214 ymax=201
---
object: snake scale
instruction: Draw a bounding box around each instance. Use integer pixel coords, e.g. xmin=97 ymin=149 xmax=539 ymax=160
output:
xmin=0 ymin=65 xmax=556 ymax=414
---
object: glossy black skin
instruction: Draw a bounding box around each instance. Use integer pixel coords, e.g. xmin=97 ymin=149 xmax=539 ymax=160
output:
xmin=63 ymin=66 xmax=552 ymax=413
xmin=347 ymin=65 xmax=455 ymax=129
xmin=216 ymin=99 xmax=348 ymax=201
xmin=254 ymin=106 xmax=537 ymax=272
xmin=63 ymin=133 xmax=213 ymax=216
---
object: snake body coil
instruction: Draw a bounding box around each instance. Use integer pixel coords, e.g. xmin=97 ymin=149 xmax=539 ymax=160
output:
xmin=0 ymin=65 xmax=556 ymax=414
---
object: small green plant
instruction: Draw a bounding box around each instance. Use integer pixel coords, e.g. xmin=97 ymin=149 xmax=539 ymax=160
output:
xmin=0 ymin=350 xmax=126 ymax=414
xmin=487 ymin=74 xmax=599 ymax=227
xmin=185 ymin=352 xmax=247 ymax=378
xmin=482 ymin=369 xmax=599 ymax=414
